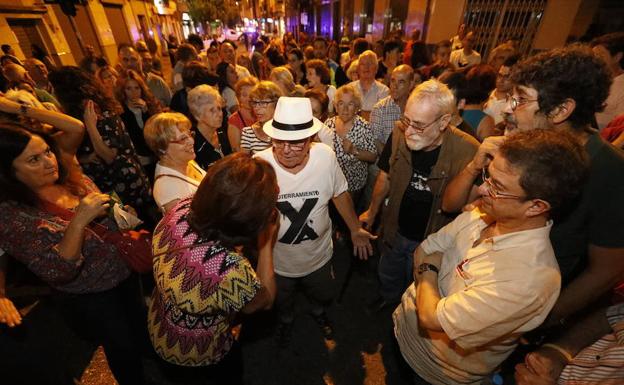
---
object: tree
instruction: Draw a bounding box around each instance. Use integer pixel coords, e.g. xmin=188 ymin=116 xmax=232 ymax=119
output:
xmin=184 ymin=0 xmax=240 ymax=29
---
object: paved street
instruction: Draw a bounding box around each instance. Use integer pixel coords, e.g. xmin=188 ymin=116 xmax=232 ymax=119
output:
xmin=78 ymin=240 xmax=414 ymax=385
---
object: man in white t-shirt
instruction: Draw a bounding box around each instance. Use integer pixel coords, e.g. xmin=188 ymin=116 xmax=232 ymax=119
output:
xmin=484 ymin=55 xmax=519 ymax=125
xmin=450 ymin=31 xmax=481 ymax=69
xmin=255 ymin=97 xmax=375 ymax=346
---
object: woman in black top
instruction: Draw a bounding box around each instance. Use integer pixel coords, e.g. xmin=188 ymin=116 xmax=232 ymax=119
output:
xmin=115 ymin=69 xmax=162 ymax=179
xmin=186 ymin=84 xmax=232 ymax=169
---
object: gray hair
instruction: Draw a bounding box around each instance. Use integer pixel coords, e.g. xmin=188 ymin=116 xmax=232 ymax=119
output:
xmin=187 ymin=84 xmax=223 ymax=120
xmin=407 ymin=79 xmax=456 ymax=116
xmin=334 ymin=83 xmax=363 ymax=110
xmin=358 ymin=50 xmax=378 ymax=71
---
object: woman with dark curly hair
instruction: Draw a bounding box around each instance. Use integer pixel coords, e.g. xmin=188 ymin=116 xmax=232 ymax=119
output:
xmin=49 ymin=66 xmax=153 ymax=221
xmin=115 ymin=69 xmax=162 ymax=179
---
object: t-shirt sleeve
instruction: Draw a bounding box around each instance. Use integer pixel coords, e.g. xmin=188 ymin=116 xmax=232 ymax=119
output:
xmin=588 ymin=149 xmax=624 ymax=248
xmin=216 ymin=255 xmax=261 ymax=313
xmin=379 ymin=84 xmax=390 ymax=100
xmin=240 ymin=127 xmax=253 ymax=151
xmin=377 ymin=133 xmax=393 ymax=173
xmin=436 ymin=269 xmax=560 ymax=349
xmin=317 ymin=123 xmax=334 ymax=147
xmin=329 ymin=148 xmax=349 ymax=197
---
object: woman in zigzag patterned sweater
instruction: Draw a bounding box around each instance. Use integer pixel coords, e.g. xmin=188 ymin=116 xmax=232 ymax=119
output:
xmin=148 ymin=153 xmax=279 ymax=384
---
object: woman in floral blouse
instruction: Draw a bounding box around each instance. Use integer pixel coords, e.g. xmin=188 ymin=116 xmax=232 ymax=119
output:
xmin=49 ymin=66 xmax=154 ymax=222
xmin=319 ymin=83 xmax=377 ymax=200
xmin=148 ymin=153 xmax=278 ymax=384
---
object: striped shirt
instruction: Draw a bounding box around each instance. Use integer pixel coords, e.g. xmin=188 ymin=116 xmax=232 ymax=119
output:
xmin=240 ymin=125 xmax=272 ymax=154
xmin=559 ymin=303 xmax=624 ymax=384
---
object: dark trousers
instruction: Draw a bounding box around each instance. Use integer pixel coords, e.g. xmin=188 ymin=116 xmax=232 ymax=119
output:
xmin=157 ymin=341 xmax=244 ymax=385
xmin=275 ymin=260 xmax=336 ymax=323
xmin=54 ymin=276 xmax=147 ymax=385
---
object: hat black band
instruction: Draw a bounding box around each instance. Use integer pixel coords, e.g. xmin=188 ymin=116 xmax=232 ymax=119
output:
xmin=273 ymin=119 xmax=314 ymax=131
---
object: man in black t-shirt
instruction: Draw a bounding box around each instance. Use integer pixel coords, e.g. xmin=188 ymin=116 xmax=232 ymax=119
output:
xmin=360 ymin=80 xmax=478 ymax=308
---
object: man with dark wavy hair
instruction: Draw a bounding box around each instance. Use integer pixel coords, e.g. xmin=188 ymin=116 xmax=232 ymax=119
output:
xmin=442 ymin=45 xmax=624 ymax=334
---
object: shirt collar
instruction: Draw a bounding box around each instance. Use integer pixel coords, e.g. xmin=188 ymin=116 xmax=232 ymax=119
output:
xmin=473 ymin=209 xmax=553 ymax=251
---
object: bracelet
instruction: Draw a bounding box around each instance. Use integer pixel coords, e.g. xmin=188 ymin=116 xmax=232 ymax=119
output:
xmin=542 ymin=343 xmax=574 ymax=363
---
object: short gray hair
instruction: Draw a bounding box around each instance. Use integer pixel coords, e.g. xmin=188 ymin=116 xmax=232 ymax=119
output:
xmin=187 ymin=84 xmax=223 ymax=120
xmin=334 ymin=83 xmax=362 ymax=109
xmin=407 ymin=79 xmax=455 ymax=116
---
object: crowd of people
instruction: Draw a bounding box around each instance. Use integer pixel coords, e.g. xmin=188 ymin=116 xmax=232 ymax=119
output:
xmin=0 ymin=25 xmax=623 ymax=385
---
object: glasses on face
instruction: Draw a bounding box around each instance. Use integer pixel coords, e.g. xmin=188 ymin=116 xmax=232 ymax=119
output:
xmin=169 ymin=131 xmax=195 ymax=145
xmin=250 ymin=99 xmax=277 ymax=108
xmin=400 ymin=114 xmax=444 ymax=133
xmin=272 ymin=138 xmax=308 ymax=151
xmin=336 ymin=101 xmax=357 ymax=110
xmin=482 ymin=167 xmax=523 ymax=200
xmin=506 ymin=94 xmax=538 ymax=111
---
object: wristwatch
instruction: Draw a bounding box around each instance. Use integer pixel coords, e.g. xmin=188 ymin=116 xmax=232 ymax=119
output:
xmin=417 ymin=263 xmax=439 ymax=275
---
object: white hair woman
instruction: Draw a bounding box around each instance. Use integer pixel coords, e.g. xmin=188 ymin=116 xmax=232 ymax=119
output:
xmin=187 ymin=84 xmax=233 ymax=169
xmin=318 ymin=83 xmax=377 ymax=199
xmin=144 ymin=112 xmax=205 ymax=213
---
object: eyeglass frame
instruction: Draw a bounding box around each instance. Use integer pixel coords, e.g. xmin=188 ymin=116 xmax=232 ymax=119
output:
xmin=400 ymin=113 xmax=446 ymax=133
xmin=272 ymin=138 xmax=309 ymax=151
xmin=250 ymin=99 xmax=278 ymax=108
xmin=169 ymin=130 xmax=195 ymax=145
xmin=481 ymin=167 xmax=524 ymax=200
xmin=506 ymin=94 xmax=538 ymax=111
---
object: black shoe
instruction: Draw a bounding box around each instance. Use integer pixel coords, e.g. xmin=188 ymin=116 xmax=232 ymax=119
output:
xmin=275 ymin=321 xmax=293 ymax=347
xmin=312 ymin=313 xmax=334 ymax=340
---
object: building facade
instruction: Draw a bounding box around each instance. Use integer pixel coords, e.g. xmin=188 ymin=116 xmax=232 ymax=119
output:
xmin=0 ymin=0 xmax=184 ymax=67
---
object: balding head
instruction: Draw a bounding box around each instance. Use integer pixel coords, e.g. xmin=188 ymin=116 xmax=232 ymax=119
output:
xmin=118 ymin=45 xmax=142 ymax=72
xmin=4 ymin=63 xmax=28 ymax=82
xmin=390 ymin=65 xmax=418 ymax=103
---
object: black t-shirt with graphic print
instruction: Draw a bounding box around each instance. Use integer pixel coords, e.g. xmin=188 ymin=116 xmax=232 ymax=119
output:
xmin=398 ymin=147 xmax=441 ymax=241
xmin=377 ymin=134 xmax=441 ymax=241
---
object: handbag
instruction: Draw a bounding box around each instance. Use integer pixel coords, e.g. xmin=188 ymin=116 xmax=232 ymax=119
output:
xmin=39 ymin=199 xmax=154 ymax=273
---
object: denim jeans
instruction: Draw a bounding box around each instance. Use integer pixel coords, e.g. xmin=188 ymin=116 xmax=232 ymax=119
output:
xmin=378 ymin=232 xmax=419 ymax=302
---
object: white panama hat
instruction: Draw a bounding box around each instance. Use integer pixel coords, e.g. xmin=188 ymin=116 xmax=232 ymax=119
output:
xmin=262 ymin=96 xmax=323 ymax=141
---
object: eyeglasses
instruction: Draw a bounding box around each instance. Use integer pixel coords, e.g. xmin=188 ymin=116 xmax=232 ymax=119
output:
xmin=400 ymin=114 xmax=444 ymax=133
xmin=482 ymin=167 xmax=523 ymax=200
xmin=336 ymin=101 xmax=357 ymax=110
xmin=250 ymin=99 xmax=277 ymax=108
xmin=169 ymin=131 xmax=195 ymax=145
xmin=272 ymin=138 xmax=308 ymax=151
xmin=506 ymin=94 xmax=538 ymax=111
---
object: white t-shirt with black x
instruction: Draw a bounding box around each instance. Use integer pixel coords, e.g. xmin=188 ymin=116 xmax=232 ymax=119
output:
xmin=255 ymin=142 xmax=348 ymax=277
